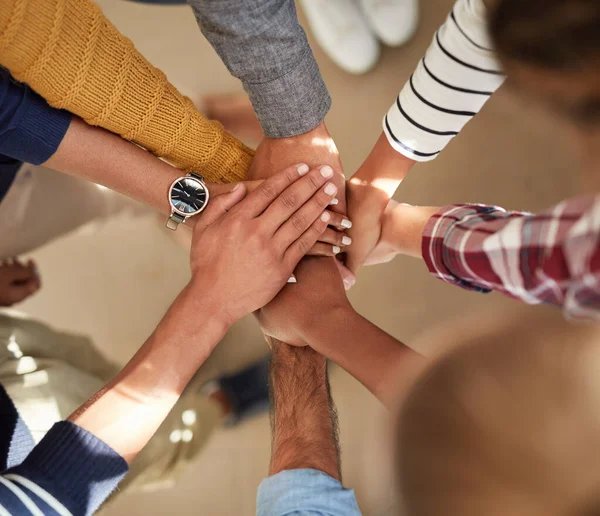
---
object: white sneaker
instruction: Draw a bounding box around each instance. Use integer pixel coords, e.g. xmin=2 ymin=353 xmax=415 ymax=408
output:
xmin=359 ymin=0 xmax=419 ymax=47
xmin=299 ymin=0 xmax=380 ymax=75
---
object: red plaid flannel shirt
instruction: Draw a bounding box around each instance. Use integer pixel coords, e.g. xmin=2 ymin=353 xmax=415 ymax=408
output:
xmin=421 ymin=194 xmax=600 ymax=319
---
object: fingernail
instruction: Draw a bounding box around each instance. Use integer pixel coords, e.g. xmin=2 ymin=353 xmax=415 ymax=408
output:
xmin=321 ymin=212 xmax=331 ymax=223
xmin=341 ymin=219 xmax=352 ymax=229
xmin=344 ymin=279 xmax=353 ymax=291
xmin=320 ymin=165 xmax=334 ymax=178
xmin=232 ymin=183 xmax=243 ymax=191
xmin=287 ymin=276 xmax=297 ymax=283
xmin=330 ymin=198 xmax=339 ymax=205
xmin=342 ymin=236 xmax=352 ymax=245
xmin=332 ymin=246 xmax=341 ymax=254
xmin=297 ymin=164 xmax=309 ymax=176
xmin=324 ymin=183 xmax=337 ymax=195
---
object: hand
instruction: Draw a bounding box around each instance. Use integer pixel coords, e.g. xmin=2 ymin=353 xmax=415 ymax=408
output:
xmin=345 ymin=133 xmax=416 ymax=275
xmin=204 ymin=179 xmax=262 ymax=199
xmin=256 ymin=257 xmax=353 ymax=347
xmin=248 ymin=123 xmax=353 ymax=259
xmin=189 ymin=164 xmax=339 ymax=326
xmin=0 ymin=258 xmax=41 ymax=306
xmin=362 ymin=201 xmax=441 ymax=265
xmin=344 ymin=178 xmax=390 ymax=273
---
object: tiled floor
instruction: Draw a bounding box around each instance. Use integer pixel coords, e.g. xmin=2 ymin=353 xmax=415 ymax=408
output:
xmin=15 ymin=0 xmax=579 ymax=514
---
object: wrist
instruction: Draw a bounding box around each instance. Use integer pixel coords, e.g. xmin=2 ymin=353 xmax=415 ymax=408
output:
xmin=388 ymin=204 xmax=440 ymax=258
xmin=271 ymin=341 xmax=327 ymax=368
xmin=162 ymin=281 xmax=234 ymax=350
xmin=307 ymin=304 xmax=357 ymax=356
xmin=352 ymin=132 xmax=416 ymax=198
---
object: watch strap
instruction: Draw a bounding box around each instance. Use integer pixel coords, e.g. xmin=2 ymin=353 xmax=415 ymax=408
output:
xmin=189 ymin=172 xmax=205 ymax=182
xmin=166 ymin=212 xmax=185 ymax=230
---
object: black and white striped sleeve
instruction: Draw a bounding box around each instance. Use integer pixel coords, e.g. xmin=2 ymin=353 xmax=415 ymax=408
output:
xmin=383 ymin=0 xmax=506 ymax=162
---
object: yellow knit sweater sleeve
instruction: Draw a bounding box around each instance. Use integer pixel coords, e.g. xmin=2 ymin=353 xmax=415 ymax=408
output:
xmin=0 ymin=0 xmax=253 ymax=183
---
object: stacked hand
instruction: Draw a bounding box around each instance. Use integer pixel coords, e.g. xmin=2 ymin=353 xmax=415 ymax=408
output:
xmin=248 ymin=122 xmax=356 ymax=288
xmin=256 ymin=257 xmax=351 ymax=347
xmin=189 ymin=163 xmax=339 ymax=326
xmin=0 ymin=258 xmax=41 ymax=307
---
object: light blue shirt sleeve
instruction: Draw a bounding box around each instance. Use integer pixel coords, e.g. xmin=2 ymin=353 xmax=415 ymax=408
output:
xmin=256 ymin=469 xmax=362 ymax=516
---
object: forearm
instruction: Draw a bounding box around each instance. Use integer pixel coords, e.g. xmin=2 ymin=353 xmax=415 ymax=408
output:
xmin=45 ymin=117 xmax=184 ymax=217
xmin=381 ymin=203 xmax=440 ymax=258
xmin=269 ymin=343 xmax=341 ymax=481
xmin=0 ymin=0 xmax=252 ymax=182
xmin=308 ymin=308 xmax=424 ymax=410
xmin=69 ymin=283 xmax=229 ymax=463
xmin=351 ymin=132 xmax=417 ymax=200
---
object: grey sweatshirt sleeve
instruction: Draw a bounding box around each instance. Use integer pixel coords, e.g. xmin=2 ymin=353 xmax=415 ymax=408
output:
xmin=188 ymin=0 xmax=331 ymax=138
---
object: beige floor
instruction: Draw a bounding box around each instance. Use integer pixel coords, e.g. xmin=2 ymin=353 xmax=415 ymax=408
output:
xmin=13 ymin=0 xmax=580 ymax=514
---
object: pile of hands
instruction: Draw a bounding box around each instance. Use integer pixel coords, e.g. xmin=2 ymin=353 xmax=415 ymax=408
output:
xmin=190 ymin=122 xmax=426 ymax=348
xmin=1 ymin=123 xmax=433 ymax=354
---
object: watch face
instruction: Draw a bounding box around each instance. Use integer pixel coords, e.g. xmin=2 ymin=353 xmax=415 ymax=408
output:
xmin=170 ymin=177 xmax=208 ymax=215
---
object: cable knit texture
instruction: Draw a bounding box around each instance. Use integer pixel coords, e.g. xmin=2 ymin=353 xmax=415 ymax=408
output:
xmin=0 ymin=0 xmax=253 ymax=183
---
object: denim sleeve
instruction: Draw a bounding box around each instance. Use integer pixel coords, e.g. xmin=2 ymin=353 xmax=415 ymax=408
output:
xmin=257 ymin=469 xmax=362 ymax=516
xmin=187 ymin=0 xmax=331 ymax=138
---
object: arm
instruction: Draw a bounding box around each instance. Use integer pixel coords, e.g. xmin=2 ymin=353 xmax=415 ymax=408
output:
xmin=0 ymin=165 xmax=337 ymax=515
xmin=372 ymin=196 xmax=600 ymax=319
xmin=188 ymin=0 xmax=330 ymax=139
xmin=190 ymin=0 xmax=350 ymax=259
xmin=268 ymin=343 xmax=340 ymax=479
xmin=0 ymin=0 xmax=252 ymax=183
xmin=257 ymin=258 xmax=425 ymax=409
xmin=346 ymin=0 xmax=506 ymax=273
xmin=45 ymin=116 xmax=255 ymax=219
xmin=0 ymin=67 xmax=252 ymax=217
xmin=256 ymin=343 xmax=361 ymax=516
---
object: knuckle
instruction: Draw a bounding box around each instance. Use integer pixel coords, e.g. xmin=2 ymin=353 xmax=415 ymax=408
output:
xmin=314 ymin=194 xmax=329 ymax=210
xmin=291 ymin=213 xmax=306 ymax=232
xmin=310 ymin=222 xmax=325 ymax=237
xmin=280 ymin=192 xmax=298 ymax=210
xmin=296 ymin=238 xmax=310 ymax=255
xmin=259 ymin=182 xmax=278 ymax=201
xmin=285 ymin=168 xmax=298 ymax=184
xmin=308 ymin=174 xmax=321 ymax=189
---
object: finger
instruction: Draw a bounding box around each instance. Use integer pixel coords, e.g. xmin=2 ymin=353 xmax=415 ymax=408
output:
xmin=335 ymin=260 xmax=356 ymax=291
xmin=284 ymin=212 xmax=331 ymax=266
xmin=194 ymin=183 xmax=246 ymax=232
xmin=345 ymin=250 xmax=363 ymax=276
xmin=235 ymin=163 xmax=310 ymax=218
xmin=259 ymin=165 xmax=335 ymax=231
xmin=207 ymin=180 xmax=263 ymax=198
xmin=317 ymin=227 xmax=352 ymax=248
xmin=325 ymin=211 xmax=353 ymax=231
xmin=306 ymin=242 xmax=342 ymax=257
xmin=6 ymin=279 xmax=39 ymax=304
xmin=274 ymin=179 xmax=337 ymax=250
xmin=4 ymin=264 xmax=37 ymax=283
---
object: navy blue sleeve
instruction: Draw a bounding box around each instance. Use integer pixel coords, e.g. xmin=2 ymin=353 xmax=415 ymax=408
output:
xmin=0 ymin=385 xmax=34 ymax=471
xmin=2 ymin=422 xmax=129 ymax=515
xmin=0 ymin=68 xmax=72 ymax=165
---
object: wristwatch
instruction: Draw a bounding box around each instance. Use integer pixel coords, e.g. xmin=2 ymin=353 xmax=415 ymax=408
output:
xmin=166 ymin=172 xmax=210 ymax=230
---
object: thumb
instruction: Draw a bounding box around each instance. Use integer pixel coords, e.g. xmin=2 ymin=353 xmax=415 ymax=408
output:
xmin=195 ymin=183 xmax=246 ymax=232
xmin=344 ymin=248 xmax=362 ymax=278
xmin=335 ymin=260 xmax=356 ymax=291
